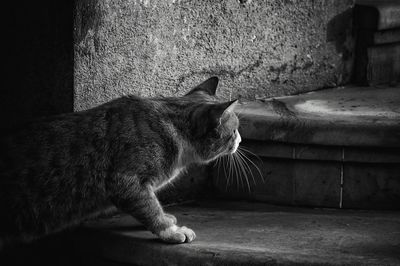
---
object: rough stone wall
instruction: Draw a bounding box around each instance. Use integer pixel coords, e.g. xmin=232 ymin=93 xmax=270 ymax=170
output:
xmin=73 ymin=0 xmax=355 ymax=203
xmin=74 ymin=0 xmax=355 ymax=111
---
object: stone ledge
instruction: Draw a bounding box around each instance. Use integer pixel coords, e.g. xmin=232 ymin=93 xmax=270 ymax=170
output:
xmin=70 ymin=201 xmax=400 ymax=266
xmin=239 ymin=139 xmax=400 ymax=163
xmin=237 ymin=85 xmax=400 ymax=147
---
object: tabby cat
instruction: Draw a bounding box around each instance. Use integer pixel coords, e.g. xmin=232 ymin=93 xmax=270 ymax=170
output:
xmin=0 ymin=77 xmax=241 ymax=248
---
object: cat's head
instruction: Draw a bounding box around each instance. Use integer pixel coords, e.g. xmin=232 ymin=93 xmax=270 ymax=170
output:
xmin=184 ymin=77 xmax=241 ymax=164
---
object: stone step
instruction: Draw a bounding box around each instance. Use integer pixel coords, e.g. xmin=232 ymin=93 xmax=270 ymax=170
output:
xmin=373 ymin=28 xmax=400 ymax=44
xmin=353 ymin=0 xmax=400 ymax=85
xmin=215 ymin=85 xmax=400 ymax=210
xmin=238 ymin=140 xmax=400 ymax=163
xmin=236 ymin=85 xmax=400 ymax=147
xmin=354 ymin=0 xmax=400 ymax=30
xmin=366 ymin=43 xmax=400 ymax=85
xmin=213 ymin=155 xmax=400 ymax=209
xmin=30 ymin=201 xmax=399 ymax=266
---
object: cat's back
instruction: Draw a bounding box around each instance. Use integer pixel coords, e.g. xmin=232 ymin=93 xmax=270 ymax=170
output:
xmin=0 ymin=98 xmax=139 ymax=187
xmin=0 ymin=96 xmax=144 ymax=150
xmin=0 ymin=95 xmax=180 ymax=179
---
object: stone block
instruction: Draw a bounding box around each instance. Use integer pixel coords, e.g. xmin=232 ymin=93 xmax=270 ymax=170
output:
xmin=213 ymin=157 xmax=342 ymax=208
xmin=294 ymin=145 xmax=342 ymax=161
xmin=344 ymin=147 xmax=400 ymax=163
xmin=343 ymin=163 xmax=400 ymax=209
xmin=253 ymin=159 xmax=295 ymax=205
xmin=373 ymin=29 xmax=400 ymax=44
xmin=213 ymin=157 xmax=295 ymax=205
xmin=240 ymin=139 xmax=293 ymax=159
xmin=293 ymin=161 xmax=341 ymax=207
xmin=239 ymin=140 xmax=400 ymax=163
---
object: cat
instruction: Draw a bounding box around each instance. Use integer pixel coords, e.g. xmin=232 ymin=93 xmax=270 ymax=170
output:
xmin=0 ymin=77 xmax=241 ymax=248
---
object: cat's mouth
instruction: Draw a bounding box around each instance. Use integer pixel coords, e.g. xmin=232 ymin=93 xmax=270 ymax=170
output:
xmin=229 ymin=145 xmax=239 ymax=154
xmin=229 ymin=131 xmax=241 ymax=154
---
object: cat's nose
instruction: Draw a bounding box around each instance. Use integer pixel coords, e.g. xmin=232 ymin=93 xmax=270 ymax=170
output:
xmin=237 ymin=132 xmax=242 ymax=143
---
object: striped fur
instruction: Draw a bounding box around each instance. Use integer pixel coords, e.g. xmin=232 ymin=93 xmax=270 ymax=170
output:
xmin=0 ymin=77 xmax=240 ymax=245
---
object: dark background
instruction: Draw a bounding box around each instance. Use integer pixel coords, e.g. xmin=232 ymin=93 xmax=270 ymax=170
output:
xmin=3 ymin=1 xmax=74 ymax=133
xmin=1 ymin=2 xmax=76 ymax=264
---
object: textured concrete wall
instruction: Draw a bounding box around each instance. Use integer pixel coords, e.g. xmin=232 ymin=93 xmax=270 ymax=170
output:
xmin=74 ymin=0 xmax=355 ymax=111
xmin=73 ymin=0 xmax=355 ymax=203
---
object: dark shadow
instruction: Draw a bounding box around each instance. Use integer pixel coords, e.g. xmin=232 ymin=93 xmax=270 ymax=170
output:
xmin=2 ymin=1 xmax=74 ymax=133
xmin=0 ymin=229 xmax=85 ymax=266
xmin=326 ymin=7 xmax=355 ymax=84
xmin=327 ymin=8 xmax=354 ymax=56
xmin=95 ymin=225 xmax=146 ymax=232
xmin=1 ymin=1 xmax=74 ymax=263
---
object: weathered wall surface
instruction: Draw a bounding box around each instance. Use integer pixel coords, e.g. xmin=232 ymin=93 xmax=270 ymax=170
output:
xmin=74 ymin=0 xmax=355 ymax=111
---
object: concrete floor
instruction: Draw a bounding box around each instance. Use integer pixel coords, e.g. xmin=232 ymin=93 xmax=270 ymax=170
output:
xmin=73 ymin=201 xmax=400 ymax=265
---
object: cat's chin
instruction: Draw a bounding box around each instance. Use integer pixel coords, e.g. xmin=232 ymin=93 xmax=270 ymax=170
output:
xmin=202 ymin=154 xmax=225 ymax=164
xmin=204 ymin=151 xmax=231 ymax=164
xmin=229 ymin=147 xmax=238 ymax=154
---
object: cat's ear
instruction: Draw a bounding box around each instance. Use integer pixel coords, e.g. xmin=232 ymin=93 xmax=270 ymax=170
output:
xmin=186 ymin=76 xmax=219 ymax=96
xmin=220 ymin=99 xmax=238 ymax=115
xmin=212 ymin=99 xmax=239 ymax=124
xmin=191 ymin=99 xmax=238 ymax=137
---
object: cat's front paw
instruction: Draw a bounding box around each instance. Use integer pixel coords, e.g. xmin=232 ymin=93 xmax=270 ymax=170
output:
xmin=158 ymin=225 xmax=196 ymax=244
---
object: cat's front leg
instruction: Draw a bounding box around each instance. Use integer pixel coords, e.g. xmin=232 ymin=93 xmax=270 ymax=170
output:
xmin=164 ymin=213 xmax=177 ymax=224
xmin=109 ymin=176 xmax=195 ymax=243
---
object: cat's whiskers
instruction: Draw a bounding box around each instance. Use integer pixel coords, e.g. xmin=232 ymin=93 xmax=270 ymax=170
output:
xmin=235 ymin=152 xmax=254 ymax=189
xmin=236 ymin=150 xmax=257 ymax=186
xmin=215 ymin=157 xmax=222 ymax=184
xmin=230 ymin=153 xmax=241 ymax=191
xmin=222 ymin=156 xmax=231 ymax=191
xmin=238 ymin=147 xmax=264 ymax=183
xmin=228 ymin=154 xmax=237 ymax=190
xmin=238 ymin=146 xmax=263 ymax=163
xmin=232 ymin=152 xmax=251 ymax=192
xmin=217 ymin=150 xmax=254 ymax=193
